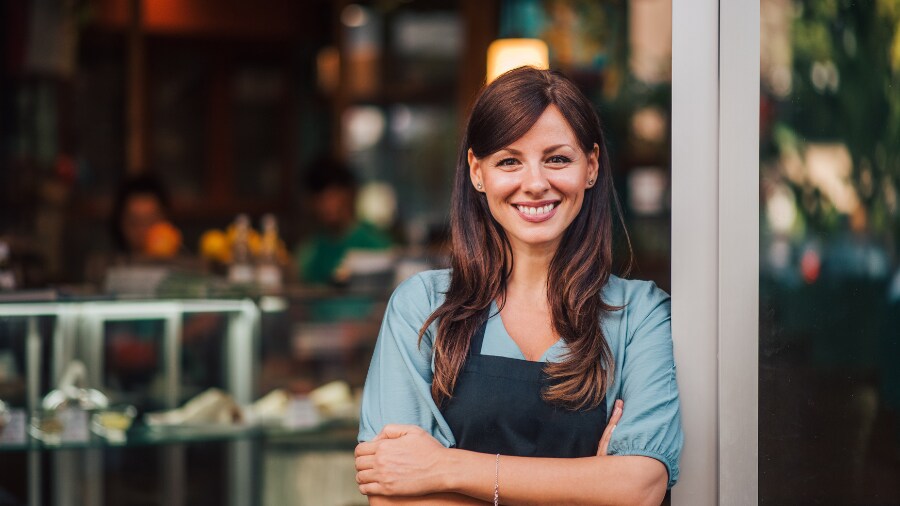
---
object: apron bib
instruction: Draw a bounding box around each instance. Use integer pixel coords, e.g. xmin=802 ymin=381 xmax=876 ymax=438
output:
xmin=440 ymin=315 xmax=607 ymax=457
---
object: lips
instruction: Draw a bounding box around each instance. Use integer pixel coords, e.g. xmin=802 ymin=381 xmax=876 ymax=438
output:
xmin=512 ymin=201 xmax=559 ymax=223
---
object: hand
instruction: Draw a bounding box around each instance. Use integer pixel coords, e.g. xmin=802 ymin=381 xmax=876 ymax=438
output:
xmin=597 ymin=399 xmax=623 ymax=456
xmin=355 ymin=424 xmax=450 ymax=497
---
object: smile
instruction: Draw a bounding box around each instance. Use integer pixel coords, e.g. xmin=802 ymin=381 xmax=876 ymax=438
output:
xmin=513 ymin=201 xmax=560 ymax=223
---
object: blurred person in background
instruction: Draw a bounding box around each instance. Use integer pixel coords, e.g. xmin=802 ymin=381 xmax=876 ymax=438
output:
xmin=110 ymin=173 xmax=171 ymax=257
xmin=295 ymin=156 xmax=392 ymax=284
xmin=84 ymin=173 xmax=175 ymax=286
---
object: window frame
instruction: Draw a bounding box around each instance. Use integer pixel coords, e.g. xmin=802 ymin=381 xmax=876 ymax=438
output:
xmin=671 ymin=0 xmax=759 ymax=503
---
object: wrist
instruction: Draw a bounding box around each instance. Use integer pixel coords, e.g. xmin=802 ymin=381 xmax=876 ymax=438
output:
xmin=439 ymin=447 xmax=465 ymax=493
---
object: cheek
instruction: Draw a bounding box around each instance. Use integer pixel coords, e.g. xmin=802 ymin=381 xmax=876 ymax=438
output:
xmin=483 ymin=198 xmax=508 ymax=222
xmin=550 ymin=172 xmax=587 ymax=197
xmin=485 ymin=171 xmax=519 ymax=190
xmin=483 ymin=175 xmax=518 ymax=202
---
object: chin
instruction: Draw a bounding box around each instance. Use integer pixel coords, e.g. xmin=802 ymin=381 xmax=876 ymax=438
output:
xmin=511 ymin=232 xmax=565 ymax=250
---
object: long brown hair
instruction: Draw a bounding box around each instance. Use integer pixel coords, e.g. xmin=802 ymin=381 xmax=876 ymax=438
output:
xmin=420 ymin=67 xmax=629 ymax=410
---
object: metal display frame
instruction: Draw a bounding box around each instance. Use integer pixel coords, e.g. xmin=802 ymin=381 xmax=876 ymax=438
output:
xmin=0 ymin=299 xmax=260 ymax=506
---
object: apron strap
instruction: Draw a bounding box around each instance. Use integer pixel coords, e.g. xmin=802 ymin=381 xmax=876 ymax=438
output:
xmin=468 ymin=314 xmax=490 ymax=357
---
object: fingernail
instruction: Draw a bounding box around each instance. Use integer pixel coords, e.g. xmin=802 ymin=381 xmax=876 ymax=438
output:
xmin=611 ymin=424 xmax=617 ymax=433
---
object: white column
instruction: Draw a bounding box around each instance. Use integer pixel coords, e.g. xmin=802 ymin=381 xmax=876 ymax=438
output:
xmin=672 ymin=0 xmax=760 ymax=503
xmin=671 ymin=0 xmax=720 ymax=503
xmin=718 ymin=0 xmax=760 ymax=503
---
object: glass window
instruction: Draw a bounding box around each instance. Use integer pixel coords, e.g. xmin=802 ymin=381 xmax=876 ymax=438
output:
xmin=72 ymin=33 xmax=126 ymax=197
xmin=760 ymin=1 xmax=900 ymax=502
xmin=148 ymin=46 xmax=208 ymax=198
xmin=232 ymin=66 xmax=287 ymax=199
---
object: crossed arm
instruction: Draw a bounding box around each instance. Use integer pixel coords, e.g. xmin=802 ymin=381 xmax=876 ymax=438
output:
xmin=356 ymin=401 xmax=669 ymax=506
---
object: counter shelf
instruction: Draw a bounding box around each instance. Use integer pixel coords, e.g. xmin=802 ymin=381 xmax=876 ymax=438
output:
xmin=0 ymin=417 xmax=359 ymax=453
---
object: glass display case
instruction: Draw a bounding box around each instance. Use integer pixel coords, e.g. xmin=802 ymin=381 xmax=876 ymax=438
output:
xmin=0 ymin=299 xmax=259 ymax=505
xmin=0 ymin=291 xmax=382 ymax=505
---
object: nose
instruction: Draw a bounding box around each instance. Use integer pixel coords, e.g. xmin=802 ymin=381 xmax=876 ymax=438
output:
xmin=522 ymin=164 xmax=550 ymax=195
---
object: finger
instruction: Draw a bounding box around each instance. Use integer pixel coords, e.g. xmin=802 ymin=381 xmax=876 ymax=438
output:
xmin=378 ymin=424 xmax=420 ymax=439
xmin=609 ymin=399 xmax=624 ymax=426
xmin=597 ymin=423 xmax=618 ymax=456
xmin=355 ymin=455 xmax=376 ymax=471
xmin=356 ymin=469 xmax=378 ymax=485
xmin=355 ymin=441 xmax=378 ymax=457
xmin=597 ymin=400 xmax=624 ymax=456
xmin=359 ymin=482 xmax=384 ymax=496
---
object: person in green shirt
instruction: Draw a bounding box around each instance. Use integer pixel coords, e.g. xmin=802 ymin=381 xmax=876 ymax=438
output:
xmin=295 ymin=157 xmax=392 ymax=284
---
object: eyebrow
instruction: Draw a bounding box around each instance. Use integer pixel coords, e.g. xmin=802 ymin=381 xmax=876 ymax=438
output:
xmin=497 ymin=144 xmax=575 ymax=156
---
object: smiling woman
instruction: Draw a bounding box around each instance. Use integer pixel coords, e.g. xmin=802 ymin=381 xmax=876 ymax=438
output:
xmin=356 ymin=67 xmax=682 ymax=505
xmin=467 ymin=105 xmax=598 ymax=253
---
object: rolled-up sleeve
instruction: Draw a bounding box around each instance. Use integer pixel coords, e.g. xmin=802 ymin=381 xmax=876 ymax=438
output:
xmin=358 ymin=273 xmax=456 ymax=446
xmin=607 ymin=282 xmax=683 ymax=489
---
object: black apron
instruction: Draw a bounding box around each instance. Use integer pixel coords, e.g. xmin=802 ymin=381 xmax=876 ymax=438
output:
xmin=440 ymin=314 xmax=608 ymax=457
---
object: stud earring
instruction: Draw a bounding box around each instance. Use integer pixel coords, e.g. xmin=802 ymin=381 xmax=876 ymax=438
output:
xmin=476 ymin=182 xmax=483 ymax=190
xmin=588 ymin=178 xmax=594 ymax=186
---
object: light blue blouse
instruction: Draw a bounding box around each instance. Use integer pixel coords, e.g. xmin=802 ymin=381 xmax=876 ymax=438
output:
xmin=358 ymin=269 xmax=683 ymax=488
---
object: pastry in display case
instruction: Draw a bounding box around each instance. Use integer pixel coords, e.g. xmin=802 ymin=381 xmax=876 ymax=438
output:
xmin=32 ymin=360 xmax=109 ymax=445
xmin=28 ymin=360 xmax=140 ymax=445
xmin=145 ymin=388 xmax=243 ymax=430
xmin=142 ymin=380 xmax=359 ymax=434
xmin=90 ymin=405 xmax=137 ymax=444
xmin=40 ymin=361 xmax=109 ymax=412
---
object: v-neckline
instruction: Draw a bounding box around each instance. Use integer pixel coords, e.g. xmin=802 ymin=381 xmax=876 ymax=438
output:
xmin=487 ymin=300 xmax=562 ymax=362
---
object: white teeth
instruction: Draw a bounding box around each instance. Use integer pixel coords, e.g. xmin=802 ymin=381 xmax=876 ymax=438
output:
xmin=516 ymin=203 xmax=556 ymax=216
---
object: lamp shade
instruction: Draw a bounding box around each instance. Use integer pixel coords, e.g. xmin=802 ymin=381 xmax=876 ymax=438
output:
xmin=486 ymin=38 xmax=550 ymax=83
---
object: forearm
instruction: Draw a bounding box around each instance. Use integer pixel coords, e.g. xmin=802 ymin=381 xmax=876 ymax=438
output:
xmin=442 ymin=451 xmax=667 ymax=506
xmin=370 ymin=493 xmax=490 ymax=505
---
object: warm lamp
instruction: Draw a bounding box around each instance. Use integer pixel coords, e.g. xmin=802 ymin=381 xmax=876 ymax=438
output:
xmin=486 ymin=38 xmax=550 ymax=83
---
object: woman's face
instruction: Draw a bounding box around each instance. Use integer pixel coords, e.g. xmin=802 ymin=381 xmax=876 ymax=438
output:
xmin=121 ymin=194 xmax=165 ymax=254
xmin=469 ymin=105 xmax=599 ymax=253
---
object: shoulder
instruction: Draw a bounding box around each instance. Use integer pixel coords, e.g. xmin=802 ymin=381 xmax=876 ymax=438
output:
xmin=389 ymin=269 xmax=451 ymax=313
xmin=393 ymin=268 xmax=450 ymax=297
xmin=603 ymin=275 xmax=669 ymax=310
xmin=602 ymin=275 xmax=671 ymax=343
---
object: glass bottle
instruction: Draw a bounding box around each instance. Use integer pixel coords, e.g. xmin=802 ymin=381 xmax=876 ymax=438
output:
xmin=255 ymin=213 xmax=283 ymax=292
xmin=228 ymin=214 xmax=255 ymax=284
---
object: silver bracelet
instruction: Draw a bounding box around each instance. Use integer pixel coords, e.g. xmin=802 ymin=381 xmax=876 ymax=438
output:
xmin=494 ymin=453 xmax=500 ymax=506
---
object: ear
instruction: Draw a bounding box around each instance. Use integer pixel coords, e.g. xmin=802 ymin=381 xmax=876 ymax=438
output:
xmin=468 ymin=148 xmax=483 ymax=192
xmin=587 ymin=143 xmax=600 ymax=188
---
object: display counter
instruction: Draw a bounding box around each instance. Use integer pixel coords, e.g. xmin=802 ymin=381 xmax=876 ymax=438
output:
xmin=0 ymin=289 xmax=385 ymax=505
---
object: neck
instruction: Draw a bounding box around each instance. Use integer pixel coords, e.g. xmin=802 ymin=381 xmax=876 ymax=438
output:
xmin=505 ymin=239 xmax=558 ymax=301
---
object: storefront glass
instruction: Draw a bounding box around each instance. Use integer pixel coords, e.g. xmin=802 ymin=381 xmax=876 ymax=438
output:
xmin=760 ymin=1 xmax=900 ymax=502
xmin=0 ymin=1 xmax=676 ymax=503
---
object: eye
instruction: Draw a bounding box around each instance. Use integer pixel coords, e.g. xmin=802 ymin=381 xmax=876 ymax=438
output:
xmin=495 ymin=157 xmax=520 ymax=167
xmin=546 ymin=155 xmax=572 ymax=164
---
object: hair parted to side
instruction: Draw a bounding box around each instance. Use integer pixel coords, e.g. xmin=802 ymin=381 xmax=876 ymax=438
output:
xmin=419 ymin=66 xmax=631 ymax=410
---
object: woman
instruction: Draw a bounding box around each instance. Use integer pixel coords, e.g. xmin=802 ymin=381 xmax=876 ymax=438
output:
xmin=356 ymin=67 xmax=682 ymax=505
xmin=109 ymin=173 xmax=171 ymax=256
